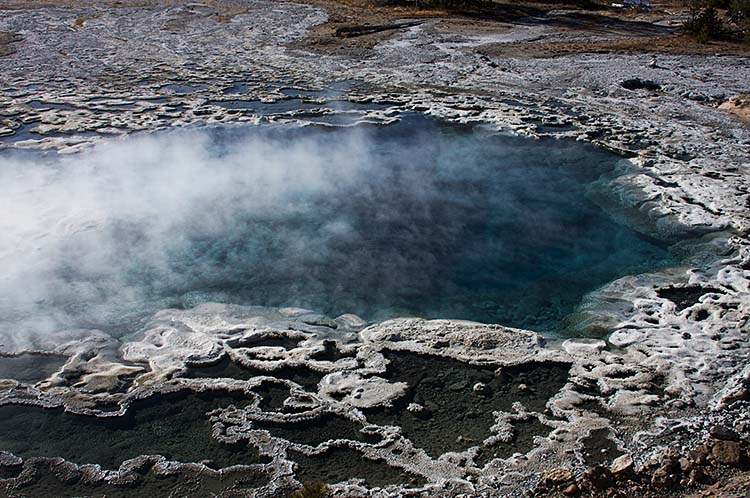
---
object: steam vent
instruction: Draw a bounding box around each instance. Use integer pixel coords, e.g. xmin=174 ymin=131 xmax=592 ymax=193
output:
xmin=1 ymin=1 xmax=749 ymax=497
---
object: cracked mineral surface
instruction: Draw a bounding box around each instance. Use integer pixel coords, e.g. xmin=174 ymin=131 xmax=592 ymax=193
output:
xmin=0 ymin=0 xmax=749 ymax=497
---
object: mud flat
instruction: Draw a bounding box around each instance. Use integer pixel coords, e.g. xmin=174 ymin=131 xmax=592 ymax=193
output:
xmin=0 ymin=0 xmax=749 ymax=497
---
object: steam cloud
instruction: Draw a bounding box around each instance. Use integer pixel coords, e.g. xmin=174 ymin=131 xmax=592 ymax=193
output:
xmin=0 ymin=116 xmax=668 ymax=348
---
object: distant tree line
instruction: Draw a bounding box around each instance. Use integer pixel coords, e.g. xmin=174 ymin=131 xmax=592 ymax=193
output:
xmin=375 ymin=0 xmax=599 ymax=11
xmin=684 ymin=0 xmax=750 ymax=42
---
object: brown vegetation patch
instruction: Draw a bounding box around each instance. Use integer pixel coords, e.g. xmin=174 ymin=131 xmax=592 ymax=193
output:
xmin=287 ymin=0 xmax=447 ymax=55
xmin=479 ymin=33 xmax=750 ymax=57
xmin=288 ymin=0 xmax=743 ymax=57
xmin=719 ymin=94 xmax=750 ymax=123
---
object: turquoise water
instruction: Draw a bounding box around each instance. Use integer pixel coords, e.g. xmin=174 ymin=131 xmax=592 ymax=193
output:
xmin=0 ymin=114 xmax=672 ymax=336
xmin=175 ymin=115 xmax=672 ymax=331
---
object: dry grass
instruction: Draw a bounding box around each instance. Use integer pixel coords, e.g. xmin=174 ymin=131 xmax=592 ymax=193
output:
xmin=1 ymin=0 xmax=746 ymax=57
xmin=71 ymin=13 xmax=100 ymax=29
xmin=718 ymin=94 xmax=750 ymax=123
xmin=479 ymin=33 xmax=750 ymax=57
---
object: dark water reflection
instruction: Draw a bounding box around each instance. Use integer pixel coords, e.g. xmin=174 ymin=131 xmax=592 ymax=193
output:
xmin=0 ymin=115 xmax=672 ymax=336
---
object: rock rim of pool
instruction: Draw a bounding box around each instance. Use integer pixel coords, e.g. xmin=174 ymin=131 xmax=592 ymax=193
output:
xmin=0 ymin=114 xmax=748 ymax=497
xmin=0 ymin=279 xmax=748 ymax=496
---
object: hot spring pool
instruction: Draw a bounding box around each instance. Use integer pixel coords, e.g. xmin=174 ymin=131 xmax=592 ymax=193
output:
xmin=0 ymin=114 xmax=672 ymax=337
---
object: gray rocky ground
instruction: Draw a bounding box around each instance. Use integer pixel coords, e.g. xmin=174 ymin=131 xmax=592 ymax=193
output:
xmin=0 ymin=0 xmax=749 ymax=497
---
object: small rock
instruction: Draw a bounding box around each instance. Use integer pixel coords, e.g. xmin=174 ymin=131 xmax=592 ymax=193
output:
xmin=711 ymin=440 xmax=742 ymax=466
xmin=610 ymin=454 xmax=635 ymax=479
xmin=621 ymin=78 xmax=661 ymax=91
xmin=517 ymin=383 xmax=530 ymax=392
xmin=642 ymin=455 xmax=661 ymax=470
xmin=689 ymin=444 xmax=711 ymax=465
xmin=710 ymin=425 xmax=740 ymax=442
xmin=407 ymin=402 xmax=432 ymax=420
xmin=678 ymin=457 xmax=693 ymax=473
xmin=456 ymin=435 xmax=474 ymax=444
xmin=563 ymin=483 xmax=580 ymax=495
xmin=690 ymin=454 xmax=709 ymax=467
xmin=662 ymin=448 xmax=681 ymax=462
xmin=688 ymin=466 xmax=711 ymax=485
xmin=543 ymin=468 xmax=575 ymax=486
xmin=582 ymin=466 xmax=614 ymax=491
xmin=651 ymin=466 xmax=678 ymax=489
xmin=473 ymin=382 xmax=489 ymax=395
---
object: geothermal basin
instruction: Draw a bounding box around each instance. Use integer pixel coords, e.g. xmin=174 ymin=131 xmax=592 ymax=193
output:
xmin=0 ymin=113 xmax=685 ymax=497
xmin=0 ymin=114 xmax=671 ymax=338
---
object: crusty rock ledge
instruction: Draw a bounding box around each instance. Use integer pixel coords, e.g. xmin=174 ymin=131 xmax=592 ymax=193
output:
xmin=0 ymin=289 xmax=746 ymax=497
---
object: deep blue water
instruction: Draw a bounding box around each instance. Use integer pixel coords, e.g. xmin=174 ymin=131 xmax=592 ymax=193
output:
xmin=189 ymin=116 xmax=672 ymax=331
xmin=0 ymin=114 xmax=672 ymax=335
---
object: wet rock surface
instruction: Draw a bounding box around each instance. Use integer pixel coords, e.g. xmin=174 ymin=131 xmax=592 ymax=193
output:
xmin=0 ymin=459 xmax=270 ymax=498
xmin=0 ymin=353 xmax=68 ymax=384
xmin=656 ymin=284 xmax=725 ymax=312
xmin=0 ymin=389 xmax=263 ymax=470
xmin=289 ymin=446 xmax=427 ymax=488
xmin=0 ymin=297 xmax=747 ymax=496
xmin=365 ymin=351 xmax=568 ymax=456
xmin=0 ymin=309 xmax=577 ymax=496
